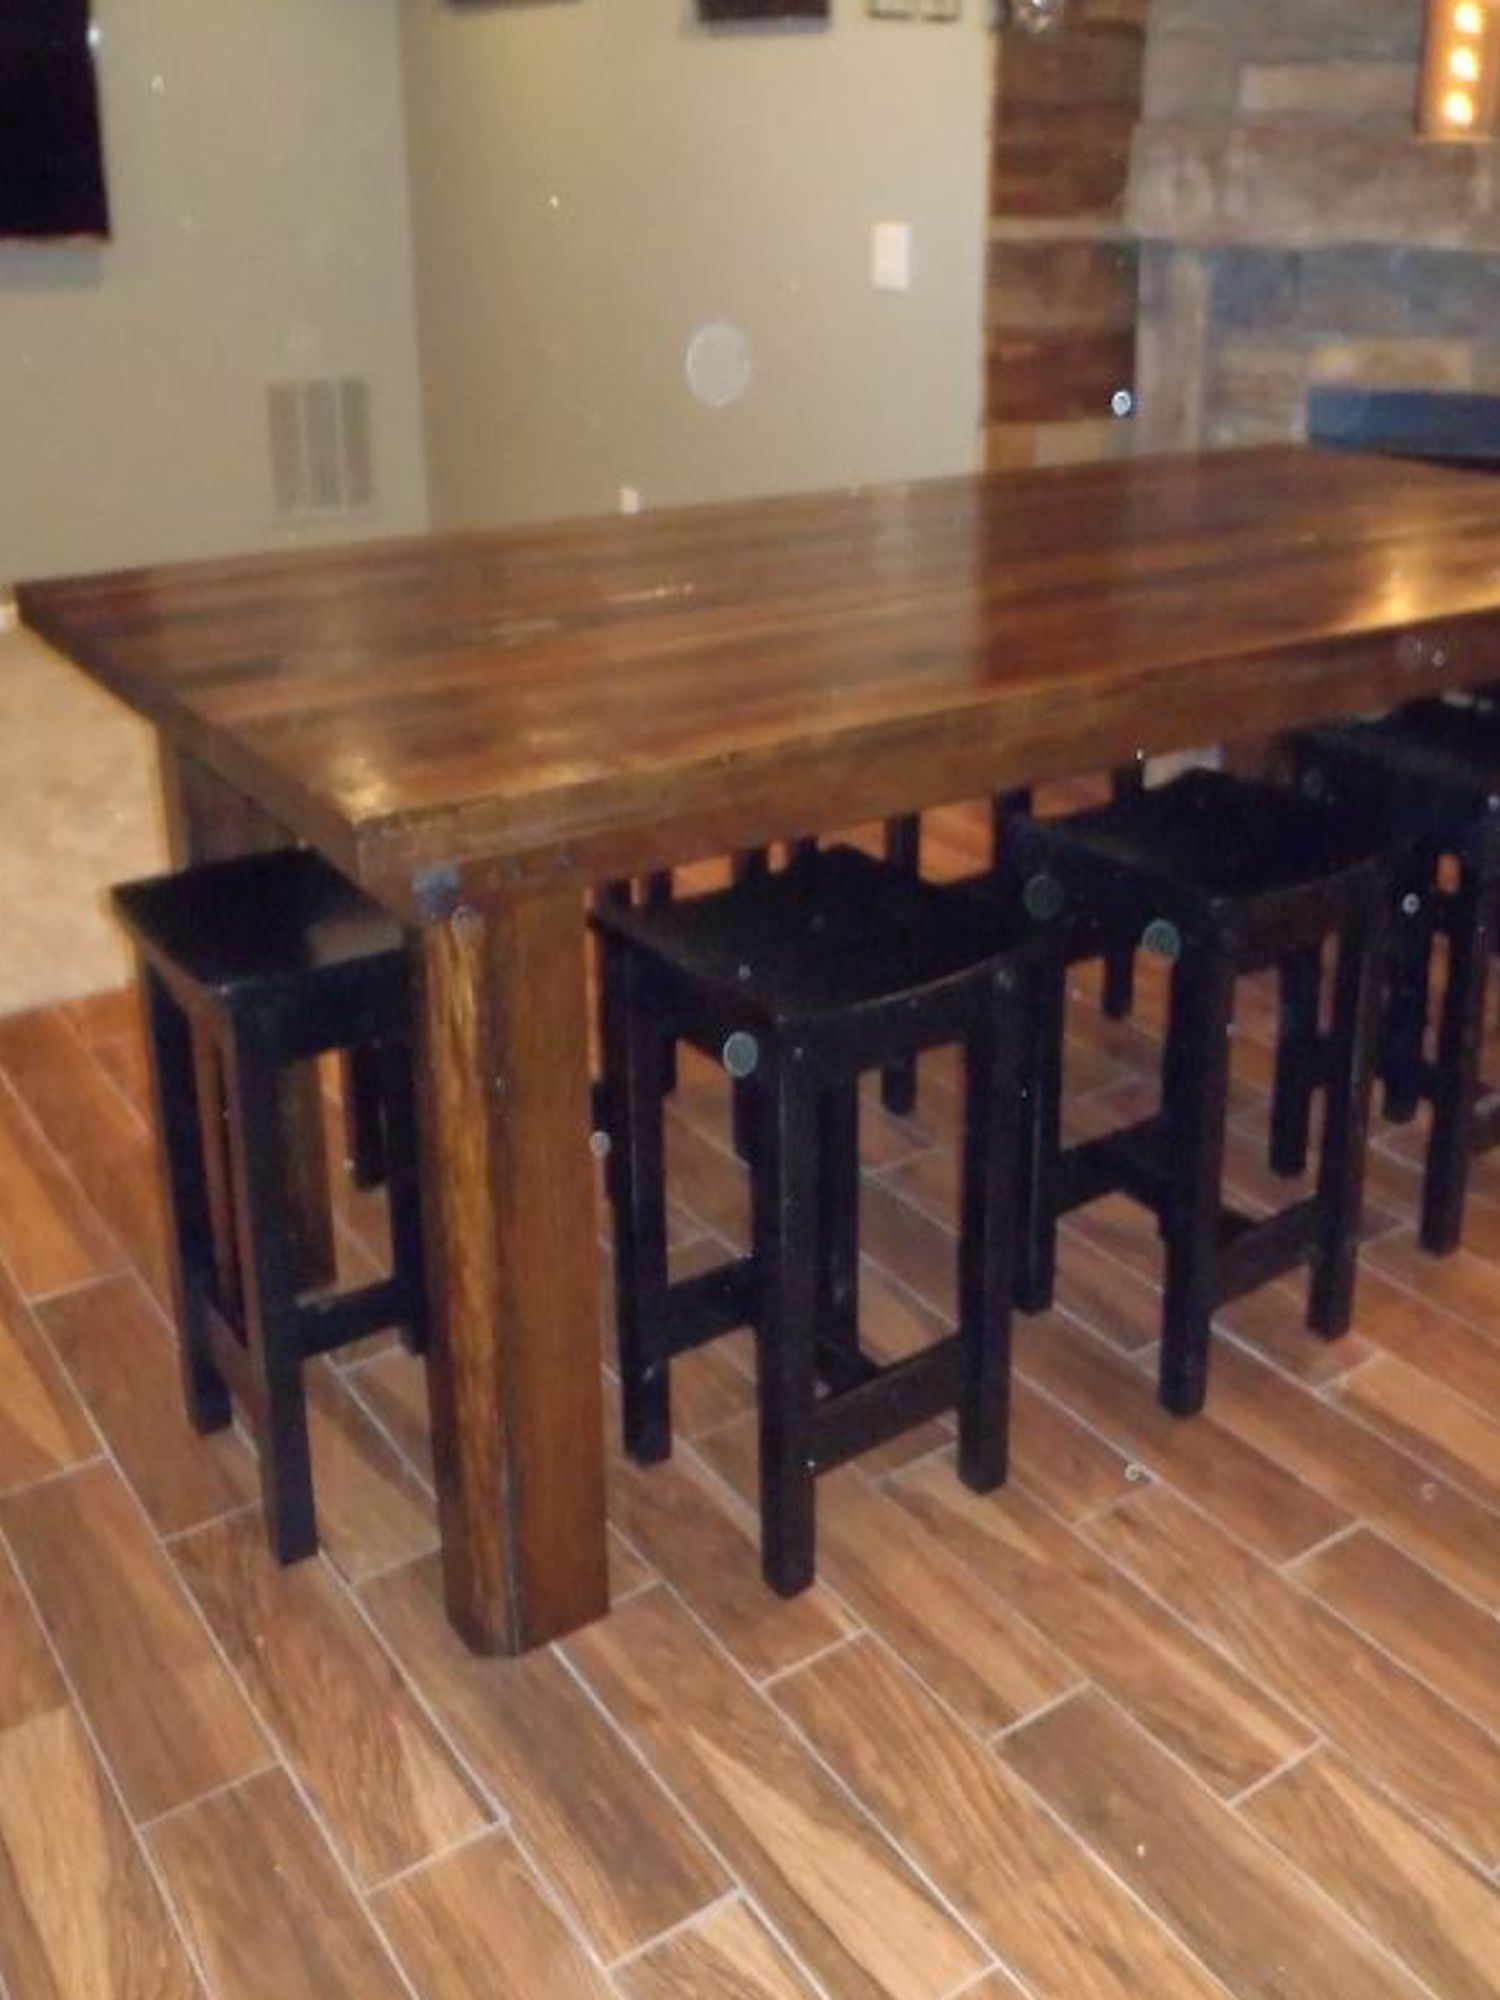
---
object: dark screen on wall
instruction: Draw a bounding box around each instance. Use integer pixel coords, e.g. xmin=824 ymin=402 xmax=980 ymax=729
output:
xmin=0 ymin=0 xmax=110 ymax=239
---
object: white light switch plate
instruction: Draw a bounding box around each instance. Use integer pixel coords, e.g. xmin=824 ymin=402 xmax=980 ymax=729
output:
xmin=871 ymin=221 xmax=912 ymax=292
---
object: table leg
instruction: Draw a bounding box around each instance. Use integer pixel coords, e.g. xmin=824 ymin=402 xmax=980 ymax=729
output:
xmin=415 ymin=880 xmax=608 ymax=1655
xmin=156 ymin=744 xmax=337 ymax=1291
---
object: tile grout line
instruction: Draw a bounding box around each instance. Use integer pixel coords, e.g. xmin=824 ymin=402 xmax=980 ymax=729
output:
xmin=482 ymin=1813 xmax=634 ymax=1994
xmin=331 ymin=1557 xmax=685 ymax=1998
xmin=302 ymin=1553 xmax=625 ymax=1999
xmin=0 ymin=1525 xmax=225 ymax=2000
xmin=331 ymin=1555 xmax=513 ymax=1834
xmin=159 ymin=1499 xmax=262 ymax=1549
xmin=805 ymin=1646 xmax=1241 ymax=2000
xmin=668 ymin=1428 xmax=873 ymax=1648
xmin=552 ymin=1614 xmax=846 ymax=2000
xmin=756 ymin=1629 xmax=865 ymax=1695
xmin=0 ymin=1450 xmax=110 ymax=1503
xmin=1361 ymin=1219 xmax=1500 ymax=1346
xmin=1051 ymin=1259 xmax=1500 ymax=1567
xmin=1223 ymin=1736 xmax=1326 ymax=1812
xmin=24 ymin=1265 xmax=134 ymax=1313
xmin=137 ymin=1763 xmax=285 ymax=1837
xmin=337 ymin=1358 xmax=440 ymax=1504
xmin=0 ymin=1062 xmax=133 ymax=1293
xmin=666 ymin=1607 xmax=1017 ymax=1989
xmin=361 ymin=1816 xmax=509 ymax=1899
xmin=150 ymin=1533 xmax=430 ymax=2000
xmin=20 ymin=1402 xmax=424 ymax=2000
xmin=1079 ymin=1477 xmax=1500 ymax=1841
xmin=1276 ymin=1517 xmax=1365 ymax=1577
xmin=913 ymin=1463 xmax=1336 ymax=1759
xmin=1317 ymin=1355 xmax=1500 ymax=1516
xmin=1004 ymin=1682 xmax=1455 ymax=2000
xmin=603 ymin=1884 xmax=743 ymax=1977
xmin=990 ymin=1680 xmax=1088 ymax=1749
xmin=1292 ymin=1541 xmax=1500 ymax=1750
xmin=672 ymin=1426 xmax=1061 ymax=1753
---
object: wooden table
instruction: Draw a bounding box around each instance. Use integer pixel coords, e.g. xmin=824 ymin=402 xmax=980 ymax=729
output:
xmin=19 ymin=444 xmax=1500 ymax=1655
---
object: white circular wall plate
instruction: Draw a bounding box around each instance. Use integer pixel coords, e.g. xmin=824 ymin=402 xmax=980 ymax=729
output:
xmin=686 ymin=322 xmax=754 ymax=409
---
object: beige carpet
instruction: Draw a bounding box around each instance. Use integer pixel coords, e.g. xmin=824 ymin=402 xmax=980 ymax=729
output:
xmin=0 ymin=612 xmax=166 ymax=1014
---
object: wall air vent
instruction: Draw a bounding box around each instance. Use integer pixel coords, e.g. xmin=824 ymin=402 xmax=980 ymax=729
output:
xmin=267 ymin=378 xmax=374 ymax=517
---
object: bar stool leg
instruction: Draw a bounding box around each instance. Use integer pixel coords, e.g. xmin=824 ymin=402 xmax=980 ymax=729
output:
xmin=1102 ymin=944 xmax=1136 ymax=1022
xmin=342 ymin=1047 xmax=388 ymax=1189
xmin=957 ymin=979 xmax=1022 ymax=1490
xmin=729 ymin=862 xmax=765 ymax=1163
xmin=990 ymin=788 xmax=1034 ymax=871
xmin=1310 ymin=900 xmax=1385 ymax=1336
xmin=376 ymin=1039 xmax=427 ymax=1355
xmin=732 ymin=1077 xmax=758 ymax=1167
xmin=225 ymin=1041 xmax=318 ymax=1564
xmin=816 ymin=1082 xmax=864 ymax=1391
xmin=603 ymin=941 xmax=673 ymax=1463
xmin=595 ymin=881 xmax=676 ymax=1142
xmin=1100 ymin=763 xmax=1145 ymax=1022
xmin=1159 ymin=948 xmax=1235 ymax=1417
xmin=879 ymin=816 xmax=922 ymax=1117
xmin=1422 ymin=866 xmax=1498 ymax=1255
xmin=191 ymin=1036 xmax=244 ymax=1325
xmin=1015 ymin=950 xmax=1066 ymax=1314
xmin=753 ymin=1052 xmax=821 ymax=1597
xmin=1383 ymin=854 xmax=1434 ymax=1124
xmin=645 ymin=873 xmax=680 ymax=1096
xmin=1269 ymin=945 xmax=1322 ymax=1177
xmin=140 ymin=968 xmax=231 ymax=1434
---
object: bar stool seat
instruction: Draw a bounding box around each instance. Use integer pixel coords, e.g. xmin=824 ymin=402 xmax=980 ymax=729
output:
xmin=594 ymin=844 xmax=1056 ymax=1596
xmin=991 ymin=760 xmax=1147 ymax=1019
xmin=612 ymin=844 xmax=1013 ymax=1027
xmin=114 ymin=849 xmax=425 ymax=1564
xmin=1293 ymin=698 xmax=1500 ymax=1253
xmin=1001 ymin=769 xmax=1387 ymax=1417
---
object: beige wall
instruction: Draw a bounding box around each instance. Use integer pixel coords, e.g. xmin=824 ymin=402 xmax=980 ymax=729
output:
xmin=400 ymin=0 xmax=990 ymax=529
xmin=0 ymin=0 xmax=427 ymax=585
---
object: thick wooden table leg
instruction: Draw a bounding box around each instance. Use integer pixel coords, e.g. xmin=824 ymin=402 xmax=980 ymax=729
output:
xmin=415 ymin=881 xmax=608 ymax=1655
xmin=156 ymin=745 xmax=337 ymax=1290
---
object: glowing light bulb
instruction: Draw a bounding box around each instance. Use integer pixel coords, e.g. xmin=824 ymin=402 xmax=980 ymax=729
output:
xmin=1445 ymin=85 xmax=1478 ymax=123
xmin=1451 ymin=45 xmax=1482 ymax=77
xmin=1455 ymin=1 xmax=1485 ymax=35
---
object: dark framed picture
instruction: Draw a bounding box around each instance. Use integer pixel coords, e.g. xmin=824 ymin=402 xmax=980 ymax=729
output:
xmin=0 ymin=0 xmax=110 ymax=240
xmin=699 ymin=0 xmax=830 ymax=19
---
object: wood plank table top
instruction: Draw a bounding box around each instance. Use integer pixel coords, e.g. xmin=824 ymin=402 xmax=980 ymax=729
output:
xmin=19 ymin=445 xmax=1500 ymax=916
xmin=18 ymin=443 xmax=1500 ymax=1659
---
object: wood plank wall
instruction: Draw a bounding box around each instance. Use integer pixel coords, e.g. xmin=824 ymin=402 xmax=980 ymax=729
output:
xmin=986 ymin=0 xmax=1147 ymax=470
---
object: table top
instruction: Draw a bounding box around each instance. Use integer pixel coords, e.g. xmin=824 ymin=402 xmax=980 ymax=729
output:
xmin=19 ymin=446 xmax=1500 ymax=912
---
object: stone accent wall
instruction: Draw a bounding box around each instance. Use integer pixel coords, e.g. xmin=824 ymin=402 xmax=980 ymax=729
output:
xmin=1129 ymin=0 xmax=1500 ymax=450
xmin=1162 ymin=243 xmax=1500 ymax=448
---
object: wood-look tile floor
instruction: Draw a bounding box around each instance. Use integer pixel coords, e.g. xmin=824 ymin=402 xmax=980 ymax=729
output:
xmin=3 ymin=798 xmax=1500 ymax=1998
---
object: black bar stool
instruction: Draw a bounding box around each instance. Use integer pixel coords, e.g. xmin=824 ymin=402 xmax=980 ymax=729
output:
xmin=114 ymin=849 xmax=425 ymax=1564
xmin=592 ymin=820 xmax=924 ymax=1152
xmin=1290 ymin=699 xmax=1500 ymax=1254
xmin=594 ymin=844 xmax=1057 ymax=1596
xmin=991 ymin=761 xmax=1146 ymax=1020
xmin=1001 ymin=769 xmax=1387 ymax=1417
xmin=734 ymin=824 xmax=928 ymax=1128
